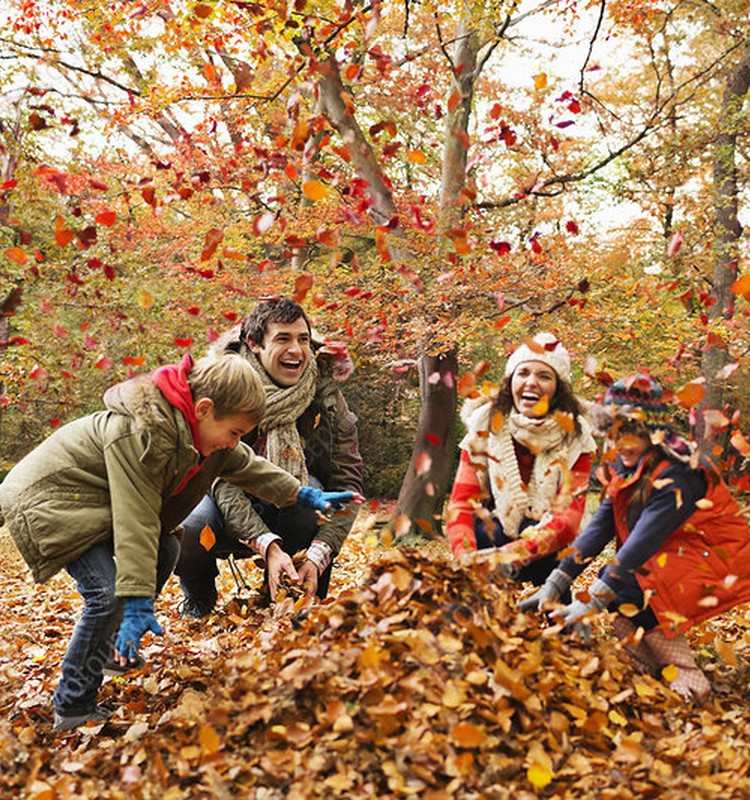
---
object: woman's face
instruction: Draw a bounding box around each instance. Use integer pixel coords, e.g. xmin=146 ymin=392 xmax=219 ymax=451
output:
xmin=511 ymin=360 xmax=558 ymax=417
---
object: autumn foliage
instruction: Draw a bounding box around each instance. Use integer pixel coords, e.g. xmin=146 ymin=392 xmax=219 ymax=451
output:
xmin=3 ymin=521 xmax=750 ymax=799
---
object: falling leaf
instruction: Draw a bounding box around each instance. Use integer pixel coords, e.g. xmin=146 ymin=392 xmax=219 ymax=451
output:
xmin=534 ymin=73 xmax=547 ymax=90
xmin=662 ymin=664 xmax=679 ymax=683
xmin=407 ymin=149 xmax=426 ymax=164
xmin=731 ymin=274 xmax=750 ymax=301
xmin=138 ymin=291 xmax=155 ymax=310
xmin=302 ymin=180 xmax=329 ymax=201
xmin=200 ymin=525 xmax=216 ymax=551
xmin=416 ymin=452 xmax=432 ymax=476
xmin=666 ymin=230 xmax=683 ymax=257
xmin=675 ymin=380 xmax=705 ymax=408
xmin=531 ymin=395 xmax=549 ymax=416
xmin=447 ymin=90 xmax=462 ymax=113
xmin=193 ymin=2 xmax=213 ymax=18
xmin=201 ymin=227 xmax=224 ymax=261
xmin=553 ymin=410 xmax=574 ymax=433
xmin=54 ymin=215 xmax=75 ymax=247
xmin=5 ymin=247 xmax=28 ymax=265
xmin=95 ymin=209 xmax=117 ymax=226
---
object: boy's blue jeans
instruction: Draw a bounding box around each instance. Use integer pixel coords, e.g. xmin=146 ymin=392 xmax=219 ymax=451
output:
xmin=53 ymin=532 xmax=179 ymax=717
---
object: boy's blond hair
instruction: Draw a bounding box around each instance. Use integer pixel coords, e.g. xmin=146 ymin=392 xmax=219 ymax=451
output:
xmin=188 ymin=353 xmax=266 ymax=421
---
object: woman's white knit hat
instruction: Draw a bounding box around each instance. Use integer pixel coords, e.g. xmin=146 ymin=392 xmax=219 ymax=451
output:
xmin=504 ymin=332 xmax=572 ymax=384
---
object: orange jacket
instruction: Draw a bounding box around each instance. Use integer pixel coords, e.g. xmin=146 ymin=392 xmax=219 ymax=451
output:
xmin=607 ymin=457 xmax=750 ymax=636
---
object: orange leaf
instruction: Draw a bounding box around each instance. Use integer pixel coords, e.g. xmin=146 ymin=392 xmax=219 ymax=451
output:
xmin=199 ymin=723 xmax=221 ymax=753
xmin=193 ymin=3 xmax=213 ymax=18
xmin=201 ymin=227 xmax=224 ymax=261
xmin=451 ymin=721 xmax=484 ymax=748
xmin=54 ymin=215 xmax=75 ymax=247
xmin=675 ymin=380 xmax=705 ymax=408
xmin=447 ymin=90 xmax=462 ymax=114
xmin=553 ymin=410 xmax=575 ymax=433
xmin=199 ymin=524 xmax=216 ymax=551
xmin=5 ymin=246 xmax=28 ymax=265
xmin=534 ymin=73 xmax=548 ymax=90
xmin=731 ymin=430 xmax=750 ymax=456
xmin=302 ymin=179 xmax=329 ymax=201
xmin=732 ymin=274 xmax=750 ymax=301
xmin=531 ymin=395 xmax=549 ymax=417
xmin=490 ymin=410 xmax=504 ymax=434
xmin=407 ymin=149 xmax=426 ymax=164
xmin=95 ymin=209 xmax=117 ymax=226
xmin=292 ymin=272 xmax=313 ymax=304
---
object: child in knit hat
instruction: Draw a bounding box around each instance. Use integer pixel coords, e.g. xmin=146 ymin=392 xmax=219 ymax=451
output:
xmin=520 ymin=372 xmax=750 ymax=701
xmin=446 ymin=332 xmax=597 ymax=595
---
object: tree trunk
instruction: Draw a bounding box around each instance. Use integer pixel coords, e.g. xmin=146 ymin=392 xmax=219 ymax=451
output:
xmin=700 ymin=40 xmax=750 ymax=440
xmin=391 ymin=348 xmax=458 ymax=541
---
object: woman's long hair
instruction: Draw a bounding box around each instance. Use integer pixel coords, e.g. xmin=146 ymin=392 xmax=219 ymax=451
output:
xmin=491 ymin=373 xmax=586 ymax=435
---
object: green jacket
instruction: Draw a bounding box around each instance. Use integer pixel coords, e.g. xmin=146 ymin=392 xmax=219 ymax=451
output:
xmin=0 ymin=374 xmax=300 ymax=597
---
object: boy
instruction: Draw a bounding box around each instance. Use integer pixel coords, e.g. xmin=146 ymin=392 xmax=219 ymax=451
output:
xmin=0 ymin=352 xmax=351 ymax=731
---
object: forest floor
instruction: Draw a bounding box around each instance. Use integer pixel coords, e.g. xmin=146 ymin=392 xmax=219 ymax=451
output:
xmin=3 ymin=506 xmax=750 ymax=799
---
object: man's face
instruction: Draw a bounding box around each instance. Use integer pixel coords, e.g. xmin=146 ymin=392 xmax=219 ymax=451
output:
xmin=251 ymin=318 xmax=311 ymax=387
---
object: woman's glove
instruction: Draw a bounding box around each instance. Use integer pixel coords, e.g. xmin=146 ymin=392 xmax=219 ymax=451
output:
xmin=554 ymin=578 xmax=616 ymax=633
xmin=518 ymin=568 xmax=573 ymax=612
xmin=297 ymin=486 xmax=355 ymax=511
xmin=114 ymin=597 xmax=163 ymax=663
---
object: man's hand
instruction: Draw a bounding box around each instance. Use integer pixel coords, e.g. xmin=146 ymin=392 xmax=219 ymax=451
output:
xmin=297 ymin=559 xmax=319 ymax=597
xmin=266 ymin=542 xmax=300 ymax=600
xmin=296 ymin=486 xmax=365 ymax=511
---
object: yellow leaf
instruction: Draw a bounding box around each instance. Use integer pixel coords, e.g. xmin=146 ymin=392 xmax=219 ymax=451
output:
xmin=657 ymin=552 xmax=668 ymax=568
xmin=199 ymin=723 xmax=221 ymax=754
xmin=199 ymin=524 xmax=216 ymax=551
xmin=617 ymin=603 xmax=640 ymax=618
xmin=608 ymin=709 xmax=628 ymax=726
xmin=138 ymin=290 xmax=155 ymax=310
xmin=695 ymin=498 xmax=714 ymax=510
xmin=302 ymin=179 xmax=329 ymax=201
xmin=662 ymin=663 xmax=679 ymax=683
xmin=534 ymin=72 xmax=548 ymax=90
xmin=527 ymin=762 xmax=553 ymax=789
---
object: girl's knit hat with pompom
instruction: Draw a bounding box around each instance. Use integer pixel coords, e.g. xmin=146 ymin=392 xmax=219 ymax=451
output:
xmin=504 ymin=332 xmax=572 ymax=384
xmin=591 ymin=373 xmax=674 ymax=435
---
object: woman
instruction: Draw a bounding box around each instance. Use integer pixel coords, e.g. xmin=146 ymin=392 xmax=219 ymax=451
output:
xmin=520 ymin=373 xmax=750 ymax=701
xmin=446 ymin=332 xmax=597 ymax=590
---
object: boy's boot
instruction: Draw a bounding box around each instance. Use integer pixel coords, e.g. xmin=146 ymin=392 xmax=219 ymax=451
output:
xmin=611 ymin=614 xmax=660 ymax=675
xmin=643 ymin=628 xmax=711 ymax=701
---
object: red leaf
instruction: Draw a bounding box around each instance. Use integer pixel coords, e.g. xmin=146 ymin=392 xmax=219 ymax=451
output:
xmin=489 ymin=241 xmax=511 ymax=255
xmin=95 ymin=209 xmax=117 ymax=226
xmin=174 ymin=337 xmax=193 ymax=348
xmin=5 ymin=247 xmax=28 ymax=265
xmin=292 ymin=273 xmax=314 ymax=304
xmin=201 ymin=227 xmax=224 ymax=261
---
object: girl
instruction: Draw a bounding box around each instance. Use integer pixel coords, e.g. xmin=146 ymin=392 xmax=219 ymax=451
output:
xmin=521 ymin=373 xmax=750 ymax=700
xmin=447 ymin=332 xmax=596 ymax=591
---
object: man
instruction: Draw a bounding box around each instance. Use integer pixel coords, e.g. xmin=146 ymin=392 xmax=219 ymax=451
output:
xmin=174 ymin=297 xmax=364 ymax=616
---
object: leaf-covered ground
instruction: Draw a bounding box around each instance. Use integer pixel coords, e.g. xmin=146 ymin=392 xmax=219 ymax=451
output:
xmin=3 ymin=513 xmax=750 ymax=800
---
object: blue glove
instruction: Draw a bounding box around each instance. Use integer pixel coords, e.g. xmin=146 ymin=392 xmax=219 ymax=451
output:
xmin=297 ymin=486 xmax=354 ymax=511
xmin=114 ymin=597 xmax=163 ymax=662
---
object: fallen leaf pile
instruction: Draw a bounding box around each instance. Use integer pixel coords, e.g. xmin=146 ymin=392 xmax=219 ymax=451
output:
xmin=2 ymin=522 xmax=750 ymax=799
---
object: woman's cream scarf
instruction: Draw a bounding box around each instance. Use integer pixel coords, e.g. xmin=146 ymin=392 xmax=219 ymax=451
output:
xmin=460 ymin=397 xmax=596 ymax=539
xmin=246 ymin=349 xmax=318 ymax=482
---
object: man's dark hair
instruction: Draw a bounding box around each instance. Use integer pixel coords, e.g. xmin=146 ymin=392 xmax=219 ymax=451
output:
xmin=240 ymin=297 xmax=311 ymax=347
